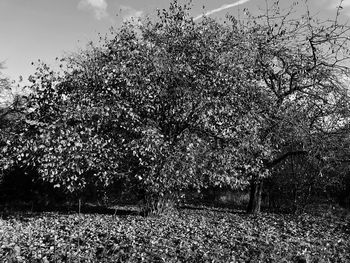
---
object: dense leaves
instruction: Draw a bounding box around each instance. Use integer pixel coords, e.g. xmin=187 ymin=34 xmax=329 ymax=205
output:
xmin=5 ymin=3 xmax=268 ymax=198
xmin=1 ymin=1 xmax=350 ymax=214
xmin=0 ymin=207 xmax=349 ymax=262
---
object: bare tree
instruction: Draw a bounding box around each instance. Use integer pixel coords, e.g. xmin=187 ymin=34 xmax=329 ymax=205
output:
xmin=242 ymin=1 xmax=350 ymax=213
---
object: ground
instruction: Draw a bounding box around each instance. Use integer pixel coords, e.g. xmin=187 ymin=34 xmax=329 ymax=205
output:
xmin=0 ymin=206 xmax=349 ymax=262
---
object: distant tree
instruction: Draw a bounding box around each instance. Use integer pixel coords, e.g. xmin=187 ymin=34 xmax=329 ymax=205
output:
xmin=0 ymin=61 xmax=11 ymax=108
xmin=0 ymin=62 xmax=9 ymax=90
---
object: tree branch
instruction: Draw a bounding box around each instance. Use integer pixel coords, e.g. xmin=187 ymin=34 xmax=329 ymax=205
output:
xmin=264 ymin=150 xmax=308 ymax=168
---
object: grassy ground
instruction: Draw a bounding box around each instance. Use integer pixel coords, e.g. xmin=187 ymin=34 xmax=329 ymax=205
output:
xmin=0 ymin=206 xmax=349 ymax=262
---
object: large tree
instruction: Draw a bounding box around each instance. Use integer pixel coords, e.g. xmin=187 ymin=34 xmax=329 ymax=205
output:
xmin=8 ymin=3 xmax=264 ymax=211
xmin=239 ymin=2 xmax=350 ymax=213
xmin=7 ymin=1 xmax=350 ymax=214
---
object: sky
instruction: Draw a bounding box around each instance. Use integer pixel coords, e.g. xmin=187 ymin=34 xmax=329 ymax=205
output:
xmin=0 ymin=0 xmax=348 ymax=87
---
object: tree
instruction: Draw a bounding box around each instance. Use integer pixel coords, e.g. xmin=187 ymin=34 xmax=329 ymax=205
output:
xmin=239 ymin=1 xmax=350 ymax=213
xmin=10 ymin=3 xmax=264 ymax=212
xmin=0 ymin=61 xmax=9 ymax=88
xmin=0 ymin=61 xmax=11 ymax=181
xmin=0 ymin=62 xmax=28 ymax=183
xmin=9 ymin=0 xmax=350 ymax=215
xmin=0 ymin=62 xmax=11 ymax=108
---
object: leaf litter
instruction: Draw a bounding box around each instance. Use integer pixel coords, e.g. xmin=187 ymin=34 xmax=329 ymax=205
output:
xmin=0 ymin=208 xmax=349 ymax=262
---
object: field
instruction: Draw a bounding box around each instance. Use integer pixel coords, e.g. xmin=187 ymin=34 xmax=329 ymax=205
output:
xmin=0 ymin=206 xmax=349 ymax=263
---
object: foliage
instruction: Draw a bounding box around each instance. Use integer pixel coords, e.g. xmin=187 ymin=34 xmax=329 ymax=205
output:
xmin=2 ymin=1 xmax=350 ymax=214
xmin=6 ymin=3 xmax=266 ymax=199
xmin=0 ymin=62 xmax=28 ymax=184
xmin=0 ymin=208 xmax=349 ymax=262
xmin=0 ymin=62 xmax=10 ymax=95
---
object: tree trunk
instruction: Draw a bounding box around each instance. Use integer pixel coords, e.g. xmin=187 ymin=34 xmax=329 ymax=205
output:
xmin=247 ymin=177 xmax=263 ymax=214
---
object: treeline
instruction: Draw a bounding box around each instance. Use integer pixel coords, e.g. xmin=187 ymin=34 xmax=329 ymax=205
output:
xmin=1 ymin=1 xmax=350 ymax=214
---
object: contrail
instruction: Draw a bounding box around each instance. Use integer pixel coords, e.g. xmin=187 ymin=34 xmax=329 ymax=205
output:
xmin=193 ymin=0 xmax=251 ymax=21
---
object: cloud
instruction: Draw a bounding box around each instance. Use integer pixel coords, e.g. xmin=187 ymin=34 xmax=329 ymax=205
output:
xmin=194 ymin=0 xmax=251 ymax=21
xmin=120 ymin=6 xmax=144 ymax=23
xmin=78 ymin=0 xmax=109 ymax=20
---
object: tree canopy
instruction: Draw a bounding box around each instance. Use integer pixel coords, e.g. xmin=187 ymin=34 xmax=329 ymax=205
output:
xmin=2 ymin=0 xmax=350 ymax=213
